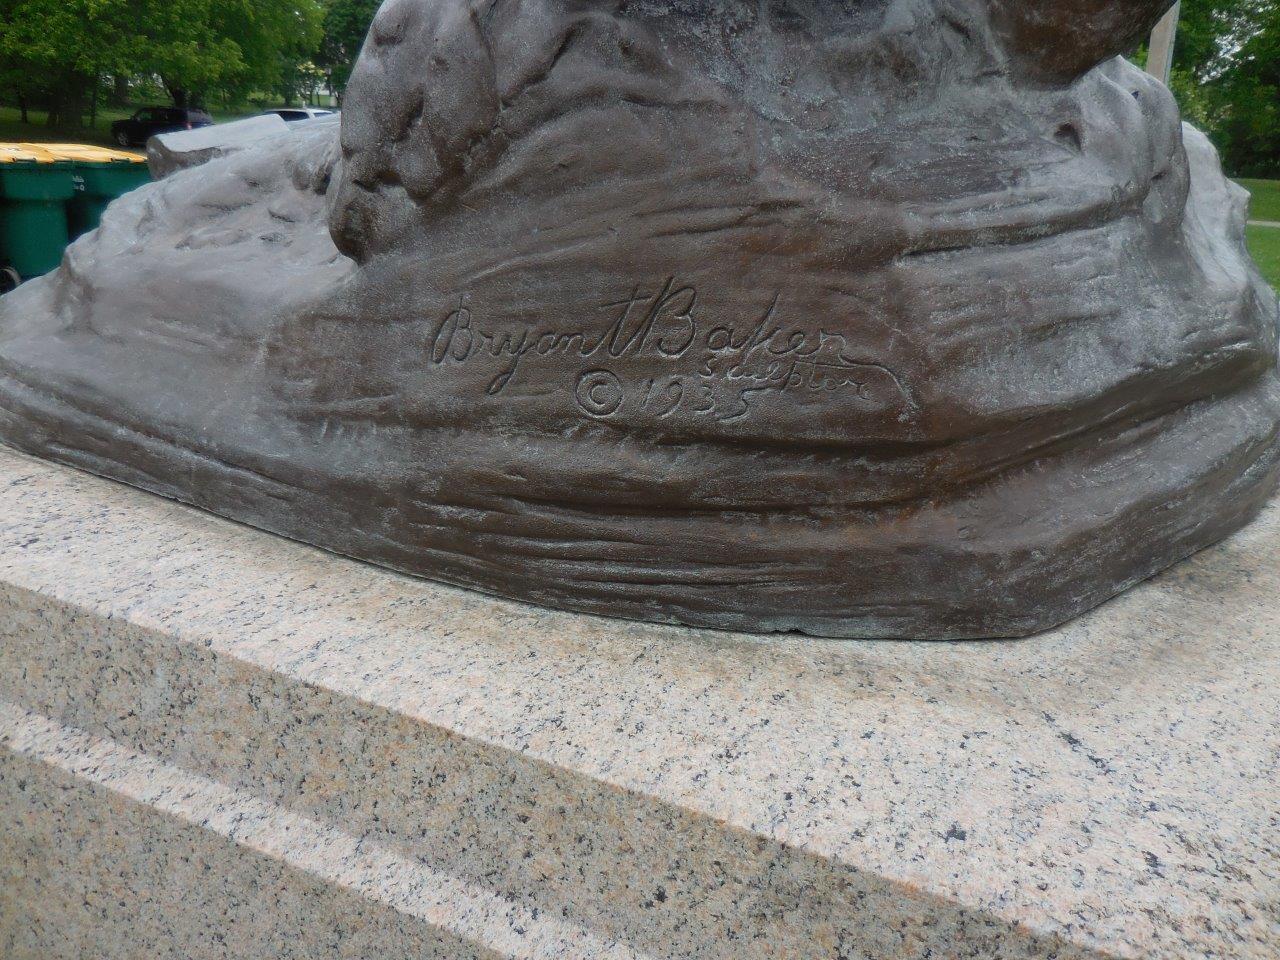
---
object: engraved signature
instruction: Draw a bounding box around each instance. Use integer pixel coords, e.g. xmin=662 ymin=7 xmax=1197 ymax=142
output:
xmin=427 ymin=278 xmax=908 ymax=422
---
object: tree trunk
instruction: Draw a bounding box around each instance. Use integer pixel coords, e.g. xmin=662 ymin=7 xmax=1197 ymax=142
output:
xmin=112 ymin=75 xmax=130 ymax=107
xmin=17 ymin=93 xmax=28 ymax=124
xmin=45 ymin=92 xmax=63 ymax=128
xmin=46 ymin=80 xmax=88 ymax=129
xmin=163 ymin=79 xmax=191 ymax=109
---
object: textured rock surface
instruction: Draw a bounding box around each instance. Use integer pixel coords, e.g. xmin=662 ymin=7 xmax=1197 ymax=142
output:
xmin=2 ymin=448 xmax=1278 ymax=959
xmin=146 ymin=113 xmax=293 ymax=178
xmin=1 ymin=0 xmax=1279 ymax=638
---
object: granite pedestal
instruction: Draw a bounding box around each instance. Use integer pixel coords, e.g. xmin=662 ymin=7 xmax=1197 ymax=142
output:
xmin=0 ymin=446 xmax=1276 ymax=959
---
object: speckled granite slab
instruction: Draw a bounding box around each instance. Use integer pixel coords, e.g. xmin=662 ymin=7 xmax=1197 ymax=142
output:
xmin=0 ymin=446 xmax=1277 ymax=960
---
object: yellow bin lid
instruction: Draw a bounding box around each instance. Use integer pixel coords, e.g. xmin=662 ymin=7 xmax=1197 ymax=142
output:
xmin=35 ymin=143 xmax=147 ymax=164
xmin=0 ymin=144 xmax=56 ymax=164
xmin=0 ymin=143 xmax=145 ymax=164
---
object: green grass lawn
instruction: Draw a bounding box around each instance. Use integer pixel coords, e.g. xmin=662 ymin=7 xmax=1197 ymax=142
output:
xmin=0 ymin=105 xmax=132 ymax=147
xmin=0 ymin=104 xmax=259 ymax=148
xmin=1239 ymin=178 xmax=1280 ymax=223
xmin=1241 ymin=180 xmax=1280 ymax=288
xmin=1246 ymin=225 xmax=1280 ymax=288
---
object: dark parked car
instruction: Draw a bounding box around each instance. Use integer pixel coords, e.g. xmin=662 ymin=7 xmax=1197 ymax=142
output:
xmin=111 ymin=107 xmax=214 ymax=148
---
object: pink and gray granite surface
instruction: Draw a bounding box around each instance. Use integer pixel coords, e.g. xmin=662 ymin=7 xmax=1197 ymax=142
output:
xmin=0 ymin=445 xmax=1277 ymax=959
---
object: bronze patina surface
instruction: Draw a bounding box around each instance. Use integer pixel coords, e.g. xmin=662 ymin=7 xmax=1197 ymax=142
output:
xmin=1 ymin=0 xmax=1276 ymax=639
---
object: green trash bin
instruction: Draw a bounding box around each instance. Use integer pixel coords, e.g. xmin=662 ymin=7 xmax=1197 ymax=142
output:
xmin=0 ymin=143 xmax=150 ymax=283
xmin=68 ymin=157 xmax=152 ymax=239
xmin=0 ymin=152 xmax=77 ymax=280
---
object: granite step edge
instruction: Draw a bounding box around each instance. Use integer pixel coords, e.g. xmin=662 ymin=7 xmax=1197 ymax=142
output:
xmin=0 ymin=699 xmax=655 ymax=960
xmin=0 ymin=578 xmax=1117 ymax=960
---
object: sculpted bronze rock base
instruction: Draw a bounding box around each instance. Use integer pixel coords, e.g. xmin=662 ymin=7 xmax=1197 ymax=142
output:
xmin=1 ymin=0 xmax=1278 ymax=639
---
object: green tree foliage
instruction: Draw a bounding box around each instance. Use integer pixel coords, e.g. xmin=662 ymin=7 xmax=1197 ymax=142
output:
xmin=317 ymin=0 xmax=380 ymax=97
xmin=1209 ymin=3 xmax=1280 ymax=176
xmin=120 ymin=0 xmax=326 ymax=107
xmin=0 ymin=0 xmax=325 ymax=121
xmin=1170 ymin=0 xmax=1280 ymax=176
xmin=0 ymin=0 xmax=127 ymax=124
